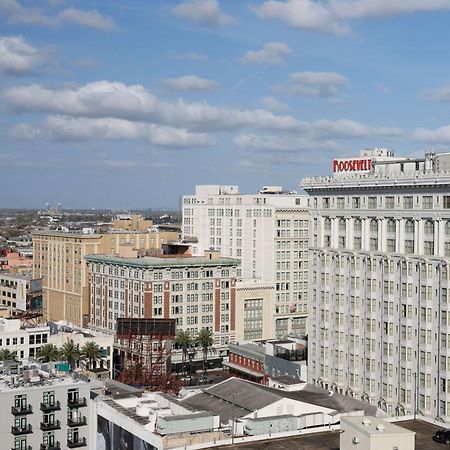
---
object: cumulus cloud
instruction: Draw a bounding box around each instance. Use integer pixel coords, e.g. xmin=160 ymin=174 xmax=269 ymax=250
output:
xmin=45 ymin=116 xmax=216 ymax=147
xmin=0 ymin=0 xmax=118 ymax=31
xmin=413 ymin=125 xmax=450 ymax=144
xmin=252 ymin=0 xmax=450 ymax=35
xmin=0 ymin=35 xmax=43 ymax=75
xmin=173 ymin=0 xmax=235 ymax=27
xmin=240 ymin=42 xmax=292 ymax=65
xmin=261 ymin=96 xmax=290 ymax=111
xmin=284 ymin=71 xmax=349 ymax=97
xmin=58 ymin=8 xmax=118 ymax=31
xmin=422 ymin=85 xmax=450 ymax=103
xmin=159 ymin=75 xmax=219 ymax=92
xmin=170 ymin=52 xmax=207 ymax=61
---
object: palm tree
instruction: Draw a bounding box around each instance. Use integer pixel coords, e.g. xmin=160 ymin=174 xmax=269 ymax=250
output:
xmin=60 ymin=340 xmax=81 ymax=371
xmin=81 ymin=341 xmax=102 ymax=370
xmin=195 ymin=328 xmax=214 ymax=379
xmin=0 ymin=349 xmax=15 ymax=361
xmin=175 ymin=330 xmax=192 ymax=376
xmin=36 ymin=344 xmax=60 ymax=362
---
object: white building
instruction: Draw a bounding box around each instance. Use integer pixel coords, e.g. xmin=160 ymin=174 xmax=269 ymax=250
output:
xmin=182 ymin=185 xmax=309 ymax=337
xmin=0 ymin=318 xmax=50 ymax=360
xmin=301 ymin=148 xmax=450 ymax=420
xmin=0 ymin=360 xmax=93 ymax=450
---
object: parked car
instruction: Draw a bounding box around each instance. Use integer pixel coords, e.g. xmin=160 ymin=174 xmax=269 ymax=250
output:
xmin=434 ymin=429 xmax=450 ymax=444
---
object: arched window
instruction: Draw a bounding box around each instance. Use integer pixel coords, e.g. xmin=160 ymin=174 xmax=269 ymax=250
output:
xmin=324 ymin=217 xmax=331 ymax=230
xmin=387 ymin=219 xmax=396 ymax=233
xmin=339 ymin=218 xmax=346 ymax=232
xmin=424 ymin=220 xmax=434 ymax=235
xmin=405 ymin=220 xmax=415 ymax=234
xmin=354 ymin=219 xmax=362 ymax=232
xmin=445 ymin=220 xmax=450 ymax=235
xmin=370 ymin=219 xmax=378 ymax=233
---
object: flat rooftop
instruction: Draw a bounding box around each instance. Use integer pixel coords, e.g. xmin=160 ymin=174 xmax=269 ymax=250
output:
xmin=215 ymin=419 xmax=444 ymax=450
xmin=86 ymin=254 xmax=240 ymax=268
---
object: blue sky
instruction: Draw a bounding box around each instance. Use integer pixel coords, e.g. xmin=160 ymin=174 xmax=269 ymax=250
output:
xmin=2 ymin=0 xmax=450 ymax=209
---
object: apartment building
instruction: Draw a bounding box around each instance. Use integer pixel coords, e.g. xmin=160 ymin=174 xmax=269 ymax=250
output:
xmin=301 ymin=148 xmax=450 ymax=420
xmin=0 ymin=361 xmax=92 ymax=450
xmin=86 ymin=250 xmax=239 ymax=349
xmin=182 ymin=185 xmax=309 ymax=338
xmin=32 ymin=228 xmax=179 ymax=326
xmin=0 ymin=271 xmax=43 ymax=313
xmin=0 ymin=318 xmax=50 ymax=360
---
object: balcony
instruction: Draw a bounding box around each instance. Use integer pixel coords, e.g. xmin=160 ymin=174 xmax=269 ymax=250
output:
xmin=40 ymin=401 xmax=61 ymax=412
xmin=67 ymin=397 xmax=87 ymax=408
xmin=40 ymin=442 xmax=61 ymax=450
xmin=68 ymin=416 xmax=87 ymax=427
xmin=67 ymin=437 xmax=87 ymax=448
xmin=11 ymin=404 xmax=33 ymax=415
xmin=11 ymin=424 xmax=33 ymax=435
xmin=40 ymin=419 xmax=61 ymax=431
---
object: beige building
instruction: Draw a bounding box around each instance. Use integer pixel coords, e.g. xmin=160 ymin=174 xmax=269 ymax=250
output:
xmin=33 ymin=229 xmax=179 ymax=326
xmin=112 ymin=213 xmax=153 ymax=231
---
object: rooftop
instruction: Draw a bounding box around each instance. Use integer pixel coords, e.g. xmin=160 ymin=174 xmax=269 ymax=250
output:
xmin=86 ymin=254 xmax=240 ymax=268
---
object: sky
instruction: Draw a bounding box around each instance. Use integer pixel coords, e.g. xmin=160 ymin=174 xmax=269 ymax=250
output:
xmin=2 ymin=0 xmax=450 ymax=209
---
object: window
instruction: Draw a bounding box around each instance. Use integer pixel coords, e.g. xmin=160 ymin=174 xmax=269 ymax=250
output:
xmin=403 ymin=196 xmax=413 ymax=209
xmin=322 ymin=198 xmax=330 ymax=208
xmin=424 ymin=241 xmax=434 ymax=256
xmin=405 ymin=220 xmax=415 ymax=234
xmin=444 ymin=196 xmax=450 ymax=209
xmin=387 ymin=239 xmax=396 ymax=252
xmin=338 ymin=218 xmax=346 ymax=233
xmin=368 ymin=197 xmax=377 ymax=209
xmin=354 ymin=237 xmax=362 ymax=250
xmin=387 ymin=219 xmax=396 ymax=233
xmin=385 ymin=197 xmax=395 ymax=209
xmin=324 ymin=217 xmax=331 ymax=230
xmin=337 ymin=197 xmax=345 ymax=209
xmin=352 ymin=197 xmax=360 ymax=209
xmin=405 ymin=240 xmax=414 ymax=254
xmin=354 ymin=219 xmax=362 ymax=232
xmin=370 ymin=219 xmax=378 ymax=233
xmin=424 ymin=220 xmax=434 ymax=235
xmin=370 ymin=238 xmax=378 ymax=251
xmin=423 ymin=196 xmax=433 ymax=209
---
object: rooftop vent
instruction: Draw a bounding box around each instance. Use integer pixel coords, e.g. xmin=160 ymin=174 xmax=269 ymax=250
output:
xmin=376 ymin=424 xmax=385 ymax=432
xmin=362 ymin=418 xmax=371 ymax=426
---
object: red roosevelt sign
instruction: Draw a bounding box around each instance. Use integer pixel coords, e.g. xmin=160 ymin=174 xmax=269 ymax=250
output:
xmin=333 ymin=158 xmax=372 ymax=172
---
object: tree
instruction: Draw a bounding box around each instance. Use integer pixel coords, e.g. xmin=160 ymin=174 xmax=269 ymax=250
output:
xmin=195 ymin=328 xmax=214 ymax=378
xmin=36 ymin=344 xmax=60 ymax=362
xmin=81 ymin=341 xmax=102 ymax=370
xmin=175 ymin=330 xmax=192 ymax=376
xmin=0 ymin=349 xmax=15 ymax=361
xmin=60 ymin=340 xmax=81 ymax=371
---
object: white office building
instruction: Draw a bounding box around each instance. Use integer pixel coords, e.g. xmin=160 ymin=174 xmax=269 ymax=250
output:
xmin=182 ymin=185 xmax=309 ymax=337
xmin=301 ymin=148 xmax=450 ymax=421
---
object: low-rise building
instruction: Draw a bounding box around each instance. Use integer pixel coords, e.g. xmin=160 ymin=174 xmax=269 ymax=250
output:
xmin=0 ymin=360 xmax=93 ymax=450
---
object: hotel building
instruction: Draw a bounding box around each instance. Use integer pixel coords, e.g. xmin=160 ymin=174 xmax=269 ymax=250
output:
xmin=301 ymin=148 xmax=450 ymax=420
xmin=182 ymin=185 xmax=309 ymax=338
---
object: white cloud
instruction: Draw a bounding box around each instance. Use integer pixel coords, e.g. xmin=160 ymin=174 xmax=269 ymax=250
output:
xmin=422 ymin=85 xmax=450 ymax=103
xmin=170 ymin=52 xmax=207 ymax=61
xmin=252 ymin=0 xmax=450 ymax=35
xmin=285 ymin=71 xmax=349 ymax=97
xmin=252 ymin=0 xmax=348 ymax=36
xmin=413 ymin=125 xmax=450 ymax=144
xmin=159 ymin=75 xmax=219 ymax=92
xmin=173 ymin=0 xmax=235 ymax=27
xmin=0 ymin=0 xmax=56 ymax=26
xmin=261 ymin=96 xmax=290 ymax=111
xmin=240 ymin=42 xmax=292 ymax=65
xmin=0 ymin=35 xmax=43 ymax=75
xmin=45 ymin=115 xmax=215 ymax=147
xmin=10 ymin=123 xmax=41 ymax=139
xmin=58 ymin=8 xmax=118 ymax=31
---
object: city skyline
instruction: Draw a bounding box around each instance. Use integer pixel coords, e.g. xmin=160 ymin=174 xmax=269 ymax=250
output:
xmin=3 ymin=0 xmax=450 ymax=208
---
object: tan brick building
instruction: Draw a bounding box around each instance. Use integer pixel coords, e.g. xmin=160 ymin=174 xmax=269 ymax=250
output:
xmin=32 ymin=229 xmax=179 ymax=326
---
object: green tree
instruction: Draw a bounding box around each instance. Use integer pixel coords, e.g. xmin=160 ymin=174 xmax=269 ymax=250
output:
xmin=175 ymin=330 xmax=192 ymax=376
xmin=36 ymin=344 xmax=60 ymax=362
xmin=60 ymin=340 xmax=81 ymax=371
xmin=81 ymin=341 xmax=102 ymax=370
xmin=195 ymin=328 xmax=214 ymax=378
xmin=0 ymin=349 xmax=15 ymax=361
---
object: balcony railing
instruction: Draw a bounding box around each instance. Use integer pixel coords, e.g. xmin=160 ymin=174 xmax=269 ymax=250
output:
xmin=11 ymin=404 xmax=33 ymax=415
xmin=40 ymin=419 xmax=61 ymax=431
xmin=67 ymin=397 xmax=87 ymax=408
xmin=68 ymin=416 xmax=87 ymax=427
xmin=67 ymin=437 xmax=87 ymax=448
xmin=40 ymin=401 xmax=61 ymax=412
xmin=40 ymin=442 xmax=61 ymax=450
xmin=11 ymin=424 xmax=33 ymax=435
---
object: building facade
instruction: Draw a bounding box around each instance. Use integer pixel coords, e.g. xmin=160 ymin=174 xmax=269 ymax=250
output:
xmin=0 ymin=363 xmax=92 ymax=450
xmin=182 ymin=185 xmax=309 ymax=337
xmin=86 ymin=251 xmax=239 ymax=349
xmin=0 ymin=271 xmax=43 ymax=313
xmin=302 ymin=148 xmax=450 ymax=420
xmin=32 ymin=228 xmax=179 ymax=326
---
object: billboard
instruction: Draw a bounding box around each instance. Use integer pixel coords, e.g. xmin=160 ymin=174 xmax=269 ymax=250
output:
xmin=15 ymin=279 xmax=27 ymax=311
xmin=333 ymin=158 xmax=372 ymax=173
xmin=116 ymin=318 xmax=176 ymax=339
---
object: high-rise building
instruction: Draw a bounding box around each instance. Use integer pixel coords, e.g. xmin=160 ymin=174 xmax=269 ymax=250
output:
xmin=182 ymin=185 xmax=309 ymax=337
xmin=301 ymin=148 xmax=450 ymax=420
xmin=86 ymin=249 xmax=239 ymax=349
xmin=32 ymin=228 xmax=179 ymax=326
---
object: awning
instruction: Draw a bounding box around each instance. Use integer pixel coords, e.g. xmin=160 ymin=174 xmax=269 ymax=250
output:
xmin=223 ymin=361 xmax=264 ymax=378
